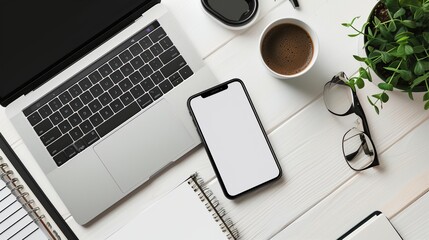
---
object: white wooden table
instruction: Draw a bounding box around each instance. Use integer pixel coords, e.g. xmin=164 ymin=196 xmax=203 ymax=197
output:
xmin=1 ymin=0 xmax=429 ymax=239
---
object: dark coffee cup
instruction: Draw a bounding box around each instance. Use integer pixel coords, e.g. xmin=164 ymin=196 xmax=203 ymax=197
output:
xmin=260 ymin=18 xmax=319 ymax=79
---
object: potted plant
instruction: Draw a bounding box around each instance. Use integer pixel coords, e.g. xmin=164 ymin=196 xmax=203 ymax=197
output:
xmin=342 ymin=0 xmax=429 ymax=113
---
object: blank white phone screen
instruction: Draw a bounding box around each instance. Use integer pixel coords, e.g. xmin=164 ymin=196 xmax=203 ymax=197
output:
xmin=190 ymin=81 xmax=280 ymax=196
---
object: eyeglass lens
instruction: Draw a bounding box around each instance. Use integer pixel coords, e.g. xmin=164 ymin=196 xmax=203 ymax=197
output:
xmin=342 ymin=128 xmax=375 ymax=171
xmin=323 ymin=80 xmax=353 ymax=115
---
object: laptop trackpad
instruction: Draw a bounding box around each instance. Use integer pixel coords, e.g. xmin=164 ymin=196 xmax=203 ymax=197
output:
xmin=94 ymin=100 xmax=194 ymax=193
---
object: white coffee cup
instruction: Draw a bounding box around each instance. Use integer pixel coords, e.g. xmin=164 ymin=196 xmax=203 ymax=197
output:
xmin=259 ymin=18 xmax=319 ymax=79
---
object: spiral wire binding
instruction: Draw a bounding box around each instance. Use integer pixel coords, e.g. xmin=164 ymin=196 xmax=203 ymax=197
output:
xmin=187 ymin=173 xmax=239 ymax=240
xmin=0 ymin=155 xmax=59 ymax=240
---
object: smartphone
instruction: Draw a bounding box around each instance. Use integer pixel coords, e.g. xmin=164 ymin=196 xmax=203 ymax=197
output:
xmin=188 ymin=79 xmax=282 ymax=199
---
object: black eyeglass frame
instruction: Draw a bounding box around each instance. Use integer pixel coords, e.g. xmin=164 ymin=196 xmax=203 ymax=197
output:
xmin=324 ymin=72 xmax=379 ymax=171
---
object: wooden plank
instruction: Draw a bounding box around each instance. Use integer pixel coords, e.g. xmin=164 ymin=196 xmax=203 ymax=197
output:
xmin=391 ymin=191 xmax=429 ymax=239
xmin=271 ymin=113 xmax=429 ymax=239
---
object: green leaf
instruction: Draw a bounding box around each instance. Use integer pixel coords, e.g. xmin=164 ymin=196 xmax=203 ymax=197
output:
xmin=381 ymin=92 xmax=389 ymax=103
xmin=359 ymin=67 xmax=369 ymax=79
xmin=378 ymin=82 xmax=394 ymax=91
xmin=423 ymin=32 xmax=429 ymax=43
xmin=408 ymin=91 xmax=414 ymax=100
xmin=399 ymin=0 xmax=422 ymax=7
xmin=396 ymin=36 xmax=409 ymax=44
xmin=374 ymin=105 xmax=380 ymax=114
xmin=398 ymin=70 xmax=413 ymax=81
xmin=423 ymin=92 xmax=429 ymax=101
xmin=414 ymin=61 xmax=425 ymax=75
xmin=401 ymin=20 xmax=417 ymax=28
xmin=386 ymin=0 xmax=401 ymax=11
xmin=367 ymin=96 xmax=375 ymax=106
xmin=414 ymin=8 xmax=425 ymax=20
xmin=394 ymin=8 xmax=406 ymax=18
xmin=397 ymin=45 xmax=406 ymax=56
xmin=353 ymin=55 xmax=366 ymax=62
xmin=388 ymin=21 xmax=397 ymax=32
xmin=413 ymin=45 xmax=426 ymax=53
xmin=348 ymin=33 xmax=361 ymax=37
xmin=404 ymin=45 xmax=414 ymax=55
xmin=378 ymin=51 xmax=394 ymax=63
xmin=410 ymin=73 xmax=429 ymax=88
xmin=356 ymin=77 xmax=365 ymax=89
xmin=425 ymin=101 xmax=429 ymax=110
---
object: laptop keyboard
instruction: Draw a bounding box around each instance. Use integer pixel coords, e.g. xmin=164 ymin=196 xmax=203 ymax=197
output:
xmin=23 ymin=21 xmax=194 ymax=167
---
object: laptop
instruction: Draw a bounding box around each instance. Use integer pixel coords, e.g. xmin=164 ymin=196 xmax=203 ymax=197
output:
xmin=1 ymin=0 xmax=218 ymax=224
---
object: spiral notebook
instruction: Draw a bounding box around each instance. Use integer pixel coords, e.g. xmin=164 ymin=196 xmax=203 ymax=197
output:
xmin=108 ymin=174 xmax=239 ymax=240
xmin=0 ymin=133 xmax=77 ymax=240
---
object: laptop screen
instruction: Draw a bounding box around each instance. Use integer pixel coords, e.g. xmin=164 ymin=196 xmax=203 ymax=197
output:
xmin=0 ymin=0 xmax=153 ymax=106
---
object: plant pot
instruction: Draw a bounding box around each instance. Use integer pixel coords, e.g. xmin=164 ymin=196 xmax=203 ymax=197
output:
xmin=360 ymin=1 xmax=426 ymax=92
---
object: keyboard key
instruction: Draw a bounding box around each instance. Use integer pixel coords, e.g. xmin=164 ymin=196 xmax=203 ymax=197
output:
xmin=139 ymin=36 xmax=153 ymax=49
xmin=27 ymin=112 xmax=42 ymax=126
xmin=96 ymin=102 xmax=140 ymax=138
xmin=150 ymin=71 xmax=164 ymax=85
xmin=110 ymin=70 xmax=125 ymax=83
xmin=80 ymin=91 xmax=94 ymax=105
xmin=110 ymin=99 xmax=124 ymax=113
xmin=70 ymin=127 xmax=83 ymax=141
xmin=69 ymin=84 xmax=83 ymax=98
xmin=48 ymin=98 xmax=63 ymax=112
xmin=89 ymin=113 xmax=103 ymax=127
xmin=169 ymin=72 xmax=181 ymax=82
xmin=58 ymin=120 xmax=72 ymax=134
xmin=120 ymin=92 xmax=134 ymax=106
xmin=130 ymin=85 xmax=144 ymax=99
xmin=108 ymin=57 xmax=123 ymax=70
xmin=137 ymin=94 xmax=153 ymax=109
xmin=139 ymin=65 xmax=153 ymax=78
xmin=40 ymin=127 xmax=61 ymax=146
xmin=49 ymin=111 xmax=63 ymax=125
xmin=120 ymin=63 xmax=134 ymax=77
xmin=53 ymin=152 xmax=68 ymax=166
xmin=90 ymin=84 xmax=103 ymax=98
xmin=119 ymin=78 xmax=133 ymax=92
xmin=149 ymin=27 xmax=167 ymax=42
xmin=59 ymin=91 xmax=72 ymax=104
xmin=119 ymin=50 xmax=133 ymax=63
xmin=38 ymin=105 xmax=52 ymax=118
xmin=161 ymin=56 xmax=186 ymax=78
xmin=68 ymin=113 xmax=82 ymax=127
xmin=78 ymin=106 xmax=92 ymax=120
xmin=149 ymin=58 xmax=163 ymax=71
xmin=79 ymin=77 xmax=92 ymax=91
xmin=179 ymin=65 xmax=194 ymax=80
xmin=88 ymin=99 xmax=102 ymax=112
xmin=130 ymin=56 xmax=144 ymax=69
xmin=159 ymin=46 xmax=179 ymax=64
xmin=141 ymin=78 xmax=155 ymax=91
xmin=159 ymin=36 xmax=173 ymax=50
xmin=129 ymin=71 xmax=143 ymax=84
xmin=34 ymin=118 xmax=53 ymax=136
xmin=150 ymin=43 xmax=163 ymax=56
xmin=99 ymin=63 xmax=113 ymax=77
xmin=149 ymin=86 xmax=163 ymax=101
xmin=75 ymin=139 xmax=86 ymax=152
xmin=140 ymin=49 xmax=154 ymax=62
xmin=159 ymin=79 xmax=173 ymax=94
xmin=64 ymin=145 xmax=78 ymax=159
xmin=170 ymin=75 xmax=184 ymax=87
xmin=79 ymin=120 xmax=93 ymax=134
xmin=47 ymin=134 xmax=73 ymax=156
xmin=129 ymin=43 xmax=143 ymax=56
xmin=82 ymin=130 xmax=99 ymax=146
xmin=59 ymin=105 xmax=73 ymax=118
xmin=100 ymin=106 xmax=114 ymax=120
xmin=88 ymin=71 xmax=102 ymax=84
xmin=70 ymin=98 xmax=84 ymax=111
xmin=99 ymin=92 xmax=113 ymax=106
xmin=109 ymin=85 xmax=123 ymax=99
xmin=100 ymin=77 xmax=114 ymax=91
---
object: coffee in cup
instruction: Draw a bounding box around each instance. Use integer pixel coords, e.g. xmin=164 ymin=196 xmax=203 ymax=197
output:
xmin=260 ymin=18 xmax=319 ymax=79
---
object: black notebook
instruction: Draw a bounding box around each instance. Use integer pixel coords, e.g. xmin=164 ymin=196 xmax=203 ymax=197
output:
xmin=0 ymin=133 xmax=77 ymax=240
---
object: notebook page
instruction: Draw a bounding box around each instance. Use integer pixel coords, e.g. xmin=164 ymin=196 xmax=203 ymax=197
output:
xmin=108 ymin=182 xmax=228 ymax=240
xmin=344 ymin=214 xmax=402 ymax=240
xmin=0 ymin=180 xmax=46 ymax=240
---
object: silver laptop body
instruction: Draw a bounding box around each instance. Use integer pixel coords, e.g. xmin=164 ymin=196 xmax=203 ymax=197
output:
xmin=5 ymin=3 xmax=218 ymax=224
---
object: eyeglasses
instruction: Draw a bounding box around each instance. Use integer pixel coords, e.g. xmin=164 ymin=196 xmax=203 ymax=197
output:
xmin=323 ymin=72 xmax=379 ymax=171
